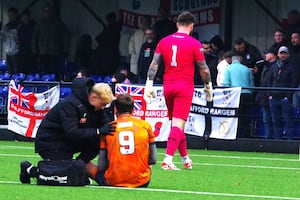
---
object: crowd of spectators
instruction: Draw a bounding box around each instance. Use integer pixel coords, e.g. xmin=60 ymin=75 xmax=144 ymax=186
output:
xmin=1 ymin=4 xmax=300 ymax=139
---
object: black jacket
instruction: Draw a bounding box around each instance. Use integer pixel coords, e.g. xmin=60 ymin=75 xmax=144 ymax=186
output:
xmin=255 ymin=60 xmax=276 ymax=105
xmin=35 ymin=78 xmax=110 ymax=158
xmin=269 ymin=60 xmax=297 ymax=100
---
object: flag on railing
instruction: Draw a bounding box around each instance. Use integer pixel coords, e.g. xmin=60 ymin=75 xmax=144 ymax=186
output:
xmin=7 ymin=80 xmax=60 ymax=138
xmin=115 ymin=84 xmax=241 ymax=141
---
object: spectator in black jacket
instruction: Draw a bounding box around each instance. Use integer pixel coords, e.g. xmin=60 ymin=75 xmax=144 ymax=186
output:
xmin=137 ymin=27 xmax=162 ymax=84
xmin=268 ymin=29 xmax=289 ymax=53
xmin=93 ymin=12 xmax=121 ymax=75
xmin=19 ymin=78 xmax=116 ymax=184
xmin=152 ymin=7 xmax=176 ymax=42
xmin=269 ymin=46 xmax=297 ymax=140
xmin=232 ymin=36 xmax=264 ymax=86
xmin=17 ymin=10 xmax=36 ymax=74
xmin=255 ymin=47 xmax=277 ymax=139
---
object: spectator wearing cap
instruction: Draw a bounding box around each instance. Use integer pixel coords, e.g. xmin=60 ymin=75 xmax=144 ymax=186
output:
xmin=268 ymin=46 xmax=297 ymax=140
xmin=255 ymin=47 xmax=277 ymax=139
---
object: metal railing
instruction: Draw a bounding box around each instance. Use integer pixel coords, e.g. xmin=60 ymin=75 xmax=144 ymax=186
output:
xmin=0 ymin=80 xmax=299 ymax=139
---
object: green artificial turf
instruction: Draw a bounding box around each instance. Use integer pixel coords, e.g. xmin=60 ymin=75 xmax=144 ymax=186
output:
xmin=1 ymin=140 xmax=300 ymax=200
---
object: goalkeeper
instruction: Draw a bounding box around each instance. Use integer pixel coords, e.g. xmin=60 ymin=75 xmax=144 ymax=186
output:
xmin=143 ymin=11 xmax=213 ymax=170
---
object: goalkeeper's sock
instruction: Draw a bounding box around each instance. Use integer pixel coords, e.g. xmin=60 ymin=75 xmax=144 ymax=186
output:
xmin=163 ymin=154 xmax=174 ymax=164
xmin=178 ymin=130 xmax=187 ymax=157
xmin=166 ymin=126 xmax=182 ymax=156
xmin=181 ymin=155 xmax=190 ymax=163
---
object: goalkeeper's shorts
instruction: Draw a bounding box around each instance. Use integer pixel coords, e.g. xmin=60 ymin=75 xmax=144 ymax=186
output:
xmin=164 ymin=82 xmax=194 ymax=121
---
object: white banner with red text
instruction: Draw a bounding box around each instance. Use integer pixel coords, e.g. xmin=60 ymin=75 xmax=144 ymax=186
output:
xmin=118 ymin=0 xmax=220 ymax=57
xmin=7 ymin=80 xmax=60 ymax=138
xmin=115 ymin=84 xmax=241 ymax=141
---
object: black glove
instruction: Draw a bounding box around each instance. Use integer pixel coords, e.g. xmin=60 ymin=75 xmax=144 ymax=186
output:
xmin=98 ymin=122 xmax=116 ymax=136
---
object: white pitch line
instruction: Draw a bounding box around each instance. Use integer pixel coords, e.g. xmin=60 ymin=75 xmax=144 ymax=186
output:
xmin=0 ymin=145 xmax=34 ymax=149
xmin=185 ymin=162 xmax=300 ymax=171
xmin=0 ymin=144 xmax=299 ymax=162
xmin=91 ymin=186 xmax=300 ymax=200
xmin=0 ymin=152 xmax=299 ymax=171
xmin=0 ymin=180 xmax=299 ymax=200
xmin=0 ymin=153 xmax=39 ymax=158
xmin=157 ymin=152 xmax=299 ymax=162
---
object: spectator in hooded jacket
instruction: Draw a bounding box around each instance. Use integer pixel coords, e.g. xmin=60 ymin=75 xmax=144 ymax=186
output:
xmin=19 ymin=78 xmax=115 ymax=184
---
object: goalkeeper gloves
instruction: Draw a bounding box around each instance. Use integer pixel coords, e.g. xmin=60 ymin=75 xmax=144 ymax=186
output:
xmin=143 ymin=79 xmax=156 ymax=103
xmin=97 ymin=122 xmax=116 ymax=136
xmin=204 ymin=82 xmax=213 ymax=102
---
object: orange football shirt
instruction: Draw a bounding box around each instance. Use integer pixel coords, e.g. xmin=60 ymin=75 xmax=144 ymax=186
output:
xmin=100 ymin=114 xmax=155 ymax=187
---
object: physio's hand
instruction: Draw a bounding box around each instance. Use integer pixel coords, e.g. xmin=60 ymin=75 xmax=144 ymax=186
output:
xmin=204 ymin=82 xmax=213 ymax=102
xmin=143 ymin=79 xmax=156 ymax=103
xmin=98 ymin=122 xmax=116 ymax=136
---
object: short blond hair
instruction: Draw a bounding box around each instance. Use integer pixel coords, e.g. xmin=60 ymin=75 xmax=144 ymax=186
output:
xmin=90 ymin=83 xmax=114 ymax=104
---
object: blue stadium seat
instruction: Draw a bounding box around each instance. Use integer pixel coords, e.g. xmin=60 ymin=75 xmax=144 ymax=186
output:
xmin=60 ymin=87 xmax=72 ymax=99
xmin=23 ymin=74 xmax=40 ymax=92
xmin=89 ymin=75 xmax=102 ymax=83
xmin=11 ymin=73 xmax=26 ymax=81
xmin=0 ymin=60 xmax=7 ymax=72
xmin=25 ymin=73 xmax=40 ymax=81
xmin=103 ymin=75 xmax=112 ymax=83
xmin=0 ymin=72 xmax=11 ymax=80
xmin=37 ymin=74 xmax=56 ymax=92
xmin=41 ymin=73 xmax=56 ymax=81
xmin=2 ymin=86 xmax=9 ymax=96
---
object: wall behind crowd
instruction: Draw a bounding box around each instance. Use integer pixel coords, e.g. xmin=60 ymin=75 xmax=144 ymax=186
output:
xmin=229 ymin=0 xmax=300 ymax=50
xmin=0 ymin=0 xmax=118 ymax=61
xmin=1 ymin=0 xmax=300 ymax=61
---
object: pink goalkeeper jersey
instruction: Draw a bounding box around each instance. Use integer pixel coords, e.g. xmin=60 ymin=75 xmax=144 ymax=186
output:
xmin=155 ymin=32 xmax=205 ymax=84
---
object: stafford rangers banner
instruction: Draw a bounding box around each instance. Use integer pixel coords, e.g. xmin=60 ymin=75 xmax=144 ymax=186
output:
xmin=115 ymin=84 xmax=241 ymax=141
xmin=7 ymin=80 xmax=60 ymax=138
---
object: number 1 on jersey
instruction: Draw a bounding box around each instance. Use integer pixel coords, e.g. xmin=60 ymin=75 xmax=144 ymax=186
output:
xmin=171 ymin=45 xmax=178 ymax=67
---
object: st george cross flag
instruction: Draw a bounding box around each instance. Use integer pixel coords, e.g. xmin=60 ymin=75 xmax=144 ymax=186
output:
xmin=7 ymin=80 xmax=60 ymax=138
